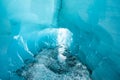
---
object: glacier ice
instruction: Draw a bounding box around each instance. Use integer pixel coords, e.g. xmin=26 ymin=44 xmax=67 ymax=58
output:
xmin=0 ymin=0 xmax=120 ymax=80
xmin=16 ymin=48 xmax=91 ymax=80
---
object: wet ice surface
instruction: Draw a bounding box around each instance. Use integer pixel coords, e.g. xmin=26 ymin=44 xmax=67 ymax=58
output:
xmin=0 ymin=0 xmax=120 ymax=80
xmin=16 ymin=48 xmax=91 ymax=80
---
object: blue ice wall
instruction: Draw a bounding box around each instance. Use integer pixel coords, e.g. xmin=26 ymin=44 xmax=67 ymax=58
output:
xmin=58 ymin=0 xmax=120 ymax=80
xmin=0 ymin=0 xmax=120 ymax=80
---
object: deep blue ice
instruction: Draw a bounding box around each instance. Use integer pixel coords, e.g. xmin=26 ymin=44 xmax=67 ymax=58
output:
xmin=0 ymin=0 xmax=120 ymax=80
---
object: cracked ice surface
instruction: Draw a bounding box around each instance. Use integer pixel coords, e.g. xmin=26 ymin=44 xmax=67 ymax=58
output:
xmin=16 ymin=48 xmax=91 ymax=80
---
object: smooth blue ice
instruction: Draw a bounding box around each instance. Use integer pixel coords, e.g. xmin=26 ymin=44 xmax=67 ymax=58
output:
xmin=0 ymin=0 xmax=120 ymax=80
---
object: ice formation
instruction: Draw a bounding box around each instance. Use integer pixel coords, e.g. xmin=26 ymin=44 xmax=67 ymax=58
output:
xmin=0 ymin=0 xmax=120 ymax=80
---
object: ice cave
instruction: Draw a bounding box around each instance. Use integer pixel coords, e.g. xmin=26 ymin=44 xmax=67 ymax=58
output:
xmin=0 ymin=0 xmax=120 ymax=80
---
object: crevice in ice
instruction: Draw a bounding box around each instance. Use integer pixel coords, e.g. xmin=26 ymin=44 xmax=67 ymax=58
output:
xmin=15 ymin=35 xmax=34 ymax=57
xmin=17 ymin=52 xmax=24 ymax=64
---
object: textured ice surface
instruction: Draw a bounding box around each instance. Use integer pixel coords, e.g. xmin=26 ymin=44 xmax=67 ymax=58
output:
xmin=0 ymin=0 xmax=120 ymax=80
xmin=16 ymin=48 xmax=91 ymax=80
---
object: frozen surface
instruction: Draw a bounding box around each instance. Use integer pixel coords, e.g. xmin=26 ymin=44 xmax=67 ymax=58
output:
xmin=16 ymin=48 xmax=91 ymax=80
xmin=0 ymin=0 xmax=120 ymax=80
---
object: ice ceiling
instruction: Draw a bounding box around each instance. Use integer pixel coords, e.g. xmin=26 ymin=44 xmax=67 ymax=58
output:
xmin=0 ymin=0 xmax=120 ymax=80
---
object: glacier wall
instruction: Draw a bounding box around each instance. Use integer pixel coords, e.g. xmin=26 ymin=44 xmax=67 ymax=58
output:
xmin=0 ymin=0 xmax=120 ymax=80
xmin=58 ymin=0 xmax=120 ymax=80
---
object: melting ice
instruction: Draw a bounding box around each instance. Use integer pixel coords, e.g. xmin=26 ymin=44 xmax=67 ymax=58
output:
xmin=0 ymin=0 xmax=120 ymax=80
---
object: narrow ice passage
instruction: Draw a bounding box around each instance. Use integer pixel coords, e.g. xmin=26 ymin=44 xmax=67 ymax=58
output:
xmin=0 ymin=0 xmax=120 ymax=80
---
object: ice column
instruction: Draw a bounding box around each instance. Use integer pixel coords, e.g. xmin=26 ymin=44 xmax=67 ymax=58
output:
xmin=57 ymin=28 xmax=72 ymax=63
